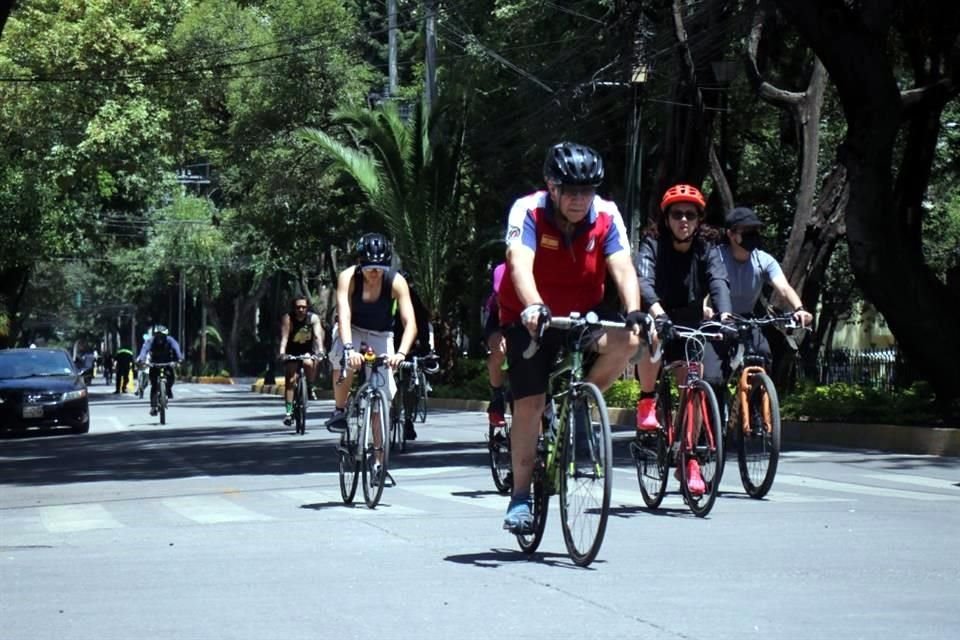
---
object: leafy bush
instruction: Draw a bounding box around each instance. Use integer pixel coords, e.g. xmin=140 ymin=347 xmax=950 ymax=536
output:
xmin=780 ymin=381 xmax=943 ymax=424
xmin=604 ymin=379 xmax=639 ymax=408
xmin=431 ymin=357 xmax=490 ymax=400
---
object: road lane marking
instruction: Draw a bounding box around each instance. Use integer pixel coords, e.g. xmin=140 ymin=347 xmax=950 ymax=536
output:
xmin=275 ymin=489 xmax=424 ymax=515
xmin=776 ymin=474 xmax=960 ymax=500
xmin=401 ymin=484 xmax=504 ymax=510
xmin=389 ymin=466 xmax=470 ymax=478
xmin=863 ymin=473 xmax=959 ymax=491
xmin=41 ymin=504 xmax=124 ymax=533
xmin=162 ymin=496 xmax=274 ymax=524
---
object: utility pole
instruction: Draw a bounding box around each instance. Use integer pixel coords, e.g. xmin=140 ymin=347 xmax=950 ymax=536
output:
xmin=388 ymin=0 xmax=398 ymax=96
xmin=424 ymin=0 xmax=437 ymax=109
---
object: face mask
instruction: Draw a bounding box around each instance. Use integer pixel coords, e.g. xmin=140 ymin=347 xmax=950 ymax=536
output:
xmin=739 ymin=230 xmax=762 ymax=251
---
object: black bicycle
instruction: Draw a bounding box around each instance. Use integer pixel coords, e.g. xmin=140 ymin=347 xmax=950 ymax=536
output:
xmin=149 ymin=361 xmax=178 ymax=425
xmin=281 ymin=353 xmax=321 ymax=435
xmin=391 ymin=353 xmax=439 ymax=452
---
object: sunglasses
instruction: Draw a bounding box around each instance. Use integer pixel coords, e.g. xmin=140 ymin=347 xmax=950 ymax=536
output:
xmin=669 ymin=209 xmax=700 ymax=222
xmin=361 ymin=265 xmax=385 ymax=272
xmin=294 ymin=305 xmax=307 ymax=310
xmin=559 ymin=185 xmax=596 ymax=198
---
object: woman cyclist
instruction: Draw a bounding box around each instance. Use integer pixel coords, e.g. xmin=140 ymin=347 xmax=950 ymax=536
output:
xmin=634 ymin=183 xmax=732 ymax=496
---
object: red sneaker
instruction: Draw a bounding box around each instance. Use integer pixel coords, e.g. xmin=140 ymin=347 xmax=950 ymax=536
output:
xmin=686 ymin=459 xmax=705 ymax=496
xmin=636 ymin=397 xmax=659 ymax=431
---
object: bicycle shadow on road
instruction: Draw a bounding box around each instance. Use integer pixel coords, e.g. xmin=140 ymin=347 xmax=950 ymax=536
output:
xmin=444 ymin=548 xmax=585 ymax=570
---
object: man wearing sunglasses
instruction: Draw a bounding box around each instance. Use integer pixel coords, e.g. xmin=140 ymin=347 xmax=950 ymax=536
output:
xmin=279 ymin=295 xmax=324 ymax=427
xmin=325 ymin=232 xmax=417 ymax=434
xmin=498 ymin=141 xmax=650 ymax=533
xmin=634 ymin=183 xmax=732 ymax=495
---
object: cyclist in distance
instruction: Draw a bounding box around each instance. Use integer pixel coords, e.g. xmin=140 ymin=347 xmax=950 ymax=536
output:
xmin=483 ymin=262 xmax=508 ymax=429
xmin=498 ymin=141 xmax=651 ymax=534
xmin=113 ymin=345 xmax=134 ymax=394
xmin=325 ymin=232 xmax=418 ymax=433
xmin=136 ymin=325 xmax=184 ymax=416
xmin=634 ymin=183 xmax=732 ymax=495
xmin=708 ymin=206 xmax=814 ymax=359
xmin=278 ymin=295 xmax=324 ymax=427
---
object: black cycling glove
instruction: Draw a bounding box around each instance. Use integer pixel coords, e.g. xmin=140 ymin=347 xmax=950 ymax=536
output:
xmin=624 ymin=310 xmax=654 ymax=343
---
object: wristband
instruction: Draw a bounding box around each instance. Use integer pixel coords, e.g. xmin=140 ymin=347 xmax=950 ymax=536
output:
xmin=794 ymin=306 xmax=806 ymax=313
xmin=397 ymin=351 xmax=407 ymax=358
xmin=342 ymin=342 xmax=353 ymax=351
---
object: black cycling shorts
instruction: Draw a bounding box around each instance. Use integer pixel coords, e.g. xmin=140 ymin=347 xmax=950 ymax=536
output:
xmin=504 ymin=323 xmax=602 ymax=400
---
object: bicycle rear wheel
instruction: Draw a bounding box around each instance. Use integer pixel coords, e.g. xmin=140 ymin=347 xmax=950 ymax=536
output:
xmin=737 ymin=371 xmax=781 ymax=499
xmin=633 ymin=378 xmax=673 ymax=508
xmin=678 ymin=380 xmax=723 ymax=517
xmin=295 ymin=374 xmax=308 ymax=435
xmin=361 ymin=391 xmax=389 ymax=508
xmin=516 ymin=460 xmax=549 ymax=555
xmin=488 ymin=422 xmax=512 ymax=495
xmin=559 ymin=383 xmax=612 ymax=567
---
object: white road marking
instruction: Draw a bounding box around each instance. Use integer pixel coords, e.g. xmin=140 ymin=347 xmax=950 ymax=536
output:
xmin=388 ymin=466 xmax=471 ymax=478
xmin=402 ymin=484 xmax=504 ymax=510
xmin=162 ymin=495 xmax=274 ymax=524
xmin=275 ymin=489 xmax=424 ymax=515
xmin=41 ymin=504 xmax=124 ymax=533
xmin=863 ymin=473 xmax=959 ymax=491
xmin=776 ymin=474 xmax=960 ymax=501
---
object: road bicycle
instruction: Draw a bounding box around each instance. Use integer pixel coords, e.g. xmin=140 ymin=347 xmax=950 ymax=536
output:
xmin=631 ymin=321 xmax=728 ymax=517
xmin=513 ymin=311 xmax=624 ymax=567
xmin=391 ymin=353 xmax=439 ymax=452
xmin=725 ymin=312 xmax=808 ymax=499
xmin=281 ymin=353 xmax=321 ymax=435
xmin=487 ymin=384 xmax=513 ymax=495
xmin=149 ymin=361 xmax=178 ymax=425
xmin=336 ymin=346 xmax=393 ymax=509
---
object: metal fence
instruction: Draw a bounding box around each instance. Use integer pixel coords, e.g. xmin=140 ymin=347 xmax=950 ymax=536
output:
xmin=813 ymin=347 xmax=900 ymax=391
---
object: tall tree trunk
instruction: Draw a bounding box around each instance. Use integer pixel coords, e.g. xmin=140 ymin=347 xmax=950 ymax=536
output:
xmin=775 ymin=0 xmax=960 ymax=406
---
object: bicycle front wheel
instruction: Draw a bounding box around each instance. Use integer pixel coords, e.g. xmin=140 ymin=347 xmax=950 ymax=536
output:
xmin=737 ymin=371 xmax=781 ymax=499
xmin=361 ymin=391 xmax=390 ymax=508
xmin=559 ymin=382 xmax=612 ymax=567
xmin=416 ymin=372 xmax=428 ymax=423
xmin=678 ymin=380 xmax=723 ymax=517
xmin=295 ymin=375 xmax=308 ymax=435
xmin=633 ymin=379 xmax=673 ymax=508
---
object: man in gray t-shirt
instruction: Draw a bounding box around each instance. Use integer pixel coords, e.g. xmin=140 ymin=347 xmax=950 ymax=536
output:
xmin=711 ymin=207 xmax=813 ymax=362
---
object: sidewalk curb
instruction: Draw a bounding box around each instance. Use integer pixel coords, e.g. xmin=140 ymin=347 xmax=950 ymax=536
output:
xmin=247 ymin=383 xmax=959 ymax=457
xmin=186 ymin=376 xmax=235 ymax=385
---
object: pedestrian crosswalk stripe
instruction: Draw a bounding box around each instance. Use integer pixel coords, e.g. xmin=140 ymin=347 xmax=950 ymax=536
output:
xmin=41 ymin=504 xmax=124 ymax=533
xmin=274 ymin=489 xmax=424 ymax=515
xmin=776 ymin=474 xmax=960 ymax=500
xmin=863 ymin=473 xmax=959 ymax=491
xmin=400 ymin=484 xmax=505 ymax=510
xmin=162 ymin=495 xmax=274 ymax=524
xmin=389 ymin=466 xmax=471 ymax=478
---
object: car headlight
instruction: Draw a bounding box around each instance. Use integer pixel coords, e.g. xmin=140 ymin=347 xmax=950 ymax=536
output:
xmin=62 ymin=389 xmax=88 ymax=401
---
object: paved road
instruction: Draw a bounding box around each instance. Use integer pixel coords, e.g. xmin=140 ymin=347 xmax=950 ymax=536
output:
xmin=2 ymin=382 xmax=959 ymax=640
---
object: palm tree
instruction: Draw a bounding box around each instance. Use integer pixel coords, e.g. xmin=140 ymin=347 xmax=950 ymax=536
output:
xmin=298 ymin=99 xmax=467 ymax=346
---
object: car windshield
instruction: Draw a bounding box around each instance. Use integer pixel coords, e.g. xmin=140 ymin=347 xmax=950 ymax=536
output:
xmin=0 ymin=351 xmax=75 ymax=379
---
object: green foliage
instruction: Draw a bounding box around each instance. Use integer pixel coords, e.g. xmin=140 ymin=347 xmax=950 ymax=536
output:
xmin=780 ymin=382 xmax=944 ymax=424
xmin=430 ymin=356 xmax=489 ymax=401
xmin=604 ymin=378 xmax=639 ymax=408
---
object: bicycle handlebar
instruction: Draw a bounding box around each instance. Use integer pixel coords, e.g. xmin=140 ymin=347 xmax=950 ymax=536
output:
xmin=727 ymin=312 xmax=812 ymax=333
xmin=522 ymin=311 xmax=647 ymax=359
xmin=148 ymin=361 xmax=180 ymax=368
xmin=279 ymin=353 xmax=323 ymax=362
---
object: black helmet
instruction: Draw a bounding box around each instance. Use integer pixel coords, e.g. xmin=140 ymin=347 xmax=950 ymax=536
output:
xmin=543 ymin=142 xmax=605 ymax=186
xmin=356 ymin=233 xmax=392 ymax=267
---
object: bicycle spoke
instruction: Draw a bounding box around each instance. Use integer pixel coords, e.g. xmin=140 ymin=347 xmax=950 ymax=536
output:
xmin=559 ymin=383 xmax=612 ymax=567
xmin=737 ymin=371 xmax=781 ymax=498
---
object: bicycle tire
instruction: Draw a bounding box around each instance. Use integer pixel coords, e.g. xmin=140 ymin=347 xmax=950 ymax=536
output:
xmin=338 ymin=434 xmax=359 ymax=504
xmin=488 ymin=422 xmax=512 ymax=495
xmin=159 ymin=382 xmax=167 ymax=425
xmin=389 ymin=404 xmax=401 ymax=452
xmin=677 ymin=380 xmax=723 ymax=517
xmin=559 ymin=383 xmax=612 ymax=567
xmin=416 ymin=372 xmax=428 ymax=423
xmin=634 ymin=376 xmax=673 ymax=508
xmin=516 ymin=461 xmax=549 ymax=555
xmin=361 ymin=390 xmax=389 ymax=508
xmin=295 ymin=374 xmax=307 ymax=435
xmin=737 ymin=371 xmax=781 ymax=499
